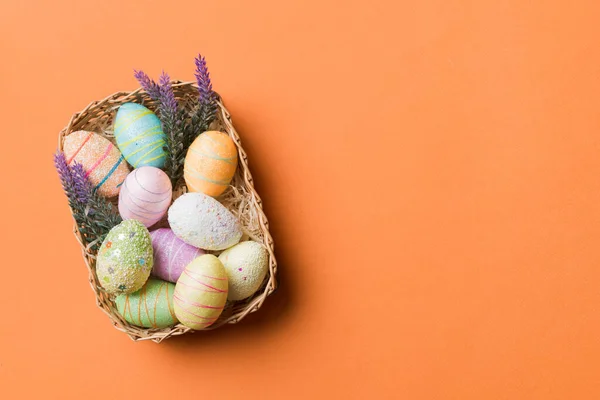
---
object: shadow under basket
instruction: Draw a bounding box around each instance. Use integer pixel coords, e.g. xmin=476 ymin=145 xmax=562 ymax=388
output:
xmin=58 ymin=81 xmax=278 ymax=343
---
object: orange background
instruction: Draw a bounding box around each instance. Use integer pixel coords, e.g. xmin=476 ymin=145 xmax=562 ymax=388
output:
xmin=1 ymin=1 xmax=600 ymax=398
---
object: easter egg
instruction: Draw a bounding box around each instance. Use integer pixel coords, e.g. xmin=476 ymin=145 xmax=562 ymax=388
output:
xmin=174 ymin=254 xmax=228 ymax=329
xmin=218 ymin=241 xmax=269 ymax=301
xmin=96 ymin=219 xmax=153 ymax=294
xmin=150 ymin=228 xmax=205 ymax=283
xmin=114 ymin=103 xmax=167 ymax=168
xmin=184 ymin=131 xmax=238 ymax=197
xmin=118 ymin=166 xmax=172 ymax=227
xmin=63 ymin=130 xmax=129 ymax=197
xmin=168 ymin=192 xmax=243 ymax=251
xmin=115 ymin=278 xmax=178 ymax=328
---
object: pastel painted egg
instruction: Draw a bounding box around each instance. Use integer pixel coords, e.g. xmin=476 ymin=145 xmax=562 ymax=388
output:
xmin=168 ymin=192 xmax=243 ymax=251
xmin=63 ymin=130 xmax=129 ymax=197
xmin=114 ymin=103 xmax=167 ymax=168
xmin=96 ymin=219 xmax=153 ymax=294
xmin=218 ymin=241 xmax=269 ymax=301
xmin=118 ymin=167 xmax=172 ymax=227
xmin=174 ymin=254 xmax=228 ymax=329
xmin=150 ymin=228 xmax=205 ymax=283
xmin=115 ymin=278 xmax=178 ymax=328
xmin=184 ymin=131 xmax=238 ymax=197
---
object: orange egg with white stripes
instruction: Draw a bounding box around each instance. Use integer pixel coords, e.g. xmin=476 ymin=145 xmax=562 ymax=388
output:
xmin=62 ymin=130 xmax=130 ymax=197
xmin=174 ymin=254 xmax=228 ymax=330
xmin=184 ymin=131 xmax=238 ymax=197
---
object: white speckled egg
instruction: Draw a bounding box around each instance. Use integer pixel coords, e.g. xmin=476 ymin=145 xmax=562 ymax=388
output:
xmin=118 ymin=167 xmax=172 ymax=227
xmin=218 ymin=241 xmax=269 ymax=301
xmin=96 ymin=220 xmax=153 ymax=294
xmin=168 ymin=192 xmax=242 ymax=251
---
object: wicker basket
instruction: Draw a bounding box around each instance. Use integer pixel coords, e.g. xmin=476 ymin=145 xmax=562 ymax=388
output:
xmin=58 ymin=81 xmax=278 ymax=343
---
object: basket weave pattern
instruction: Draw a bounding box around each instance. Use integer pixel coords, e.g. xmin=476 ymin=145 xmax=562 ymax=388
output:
xmin=58 ymin=81 xmax=278 ymax=342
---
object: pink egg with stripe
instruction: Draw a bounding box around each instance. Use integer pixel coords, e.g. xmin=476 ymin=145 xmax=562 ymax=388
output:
xmin=63 ymin=130 xmax=130 ymax=198
xmin=174 ymin=254 xmax=228 ymax=330
xmin=118 ymin=167 xmax=172 ymax=227
xmin=150 ymin=228 xmax=205 ymax=283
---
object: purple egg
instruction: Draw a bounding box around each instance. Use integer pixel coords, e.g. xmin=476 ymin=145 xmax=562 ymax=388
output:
xmin=150 ymin=228 xmax=205 ymax=283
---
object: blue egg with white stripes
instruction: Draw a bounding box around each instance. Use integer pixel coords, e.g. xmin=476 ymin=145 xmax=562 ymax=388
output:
xmin=114 ymin=103 xmax=167 ymax=168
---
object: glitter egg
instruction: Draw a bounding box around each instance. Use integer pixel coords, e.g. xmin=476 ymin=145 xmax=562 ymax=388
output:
xmin=63 ymin=130 xmax=130 ymax=198
xmin=115 ymin=278 xmax=178 ymax=328
xmin=184 ymin=131 xmax=238 ymax=197
xmin=168 ymin=192 xmax=243 ymax=251
xmin=150 ymin=228 xmax=205 ymax=283
xmin=118 ymin=166 xmax=172 ymax=227
xmin=114 ymin=103 xmax=167 ymax=168
xmin=218 ymin=241 xmax=269 ymax=301
xmin=96 ymin=220 xmax=153 ymax=294
xmin=174 ymin=254 xmax=228 ymax=329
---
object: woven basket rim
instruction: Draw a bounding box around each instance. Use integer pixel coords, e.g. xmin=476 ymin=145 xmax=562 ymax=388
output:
xmin=58 ymin=81 xmax=278 ymax=343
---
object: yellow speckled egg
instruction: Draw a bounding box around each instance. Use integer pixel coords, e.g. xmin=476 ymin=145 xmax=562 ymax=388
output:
xmin=184 ymin=131 xmax=238 ymax=197
xmin=174 ymin=254 xmax=228 ymax=329
xmin=219 ymin=241 xmax=269 ymax=301
xmin=63 ymin=131 xmax=130 ymax=198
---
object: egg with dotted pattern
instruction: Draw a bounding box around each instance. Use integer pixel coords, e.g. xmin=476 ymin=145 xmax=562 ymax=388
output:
xmin=218 ymin=241 xmax=269 ymax=301
xmin=114 ymin=103 xmax=167 ymax=168
xmin=63 ymin=130 xmax=130 ymax=197
xmin=115 ymin=278 xmax=178 ymax=328
xmin=96 ymin=219 xmax=153 ymax=295
xmin=118 ymin=166 xmax=172 ymax=228
xmin=184 ymin=131 xmax=238 ymax=197
xmin=168 ymin=192 xmax=243 ymax=251
xmin=174 ymin=254 xmax=228 ymax=329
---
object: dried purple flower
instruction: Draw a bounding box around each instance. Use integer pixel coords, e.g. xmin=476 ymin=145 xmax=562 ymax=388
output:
xmin=159 ymin=71 xmax=178 ymax=115
xmin=158 ymin=71 xmax=185 ymax=184
xmin=133 ymin=69 xmax=184 ymax=184
xmin=131 ymin=56 xmax=219 ymax=184
xmin=55 ymin=151 xmax=93 ymax=205
xmin=54 ymin=151 xmax=121 ymax=252
xmin=69 ymin=162 xmax=92 ymax=205
xmin=194 ymin=55 xmax=214 ymax=106
xmin=54 ymin=151 xmax=75 ymax=197
xmin=134 ymin=69 xmax=161 ymax=100
xmin=194 ymin=54 xmax=218 ymax=131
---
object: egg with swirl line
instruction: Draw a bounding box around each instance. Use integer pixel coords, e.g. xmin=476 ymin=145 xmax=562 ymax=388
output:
xmin=114 ymin=102 xmax=167 ymax=168
xmin=118 ymin=167 xmax=172 ymax=227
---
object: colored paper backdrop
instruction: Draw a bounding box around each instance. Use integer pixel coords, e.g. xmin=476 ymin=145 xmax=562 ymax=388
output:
xmin=1 ymin=1 xmax=600 ymax=398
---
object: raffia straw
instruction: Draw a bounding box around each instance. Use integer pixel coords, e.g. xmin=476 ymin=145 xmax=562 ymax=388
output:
xmin=58 ymin=81 xmax=278 ymax=343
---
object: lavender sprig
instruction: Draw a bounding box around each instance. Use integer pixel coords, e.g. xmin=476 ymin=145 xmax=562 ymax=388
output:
xmin=69 ymin=163 xmax=92 ymax=204
xmin=134 ymin=70 xmax=186 ymax=184
xmin=193 ymin=54 xmax=218 ymax=136
xmin=54 ymin=152 xmax=121 ymax=252
xmin=132 ymin=55 xmax=218 ymax=183
xmin=133 ymin=70 xmax=161 ymax=100
xmin=55 ymin=152 xmax=88 ymax=208
xmin=159 ymin=72 xmax=178 ymax=114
